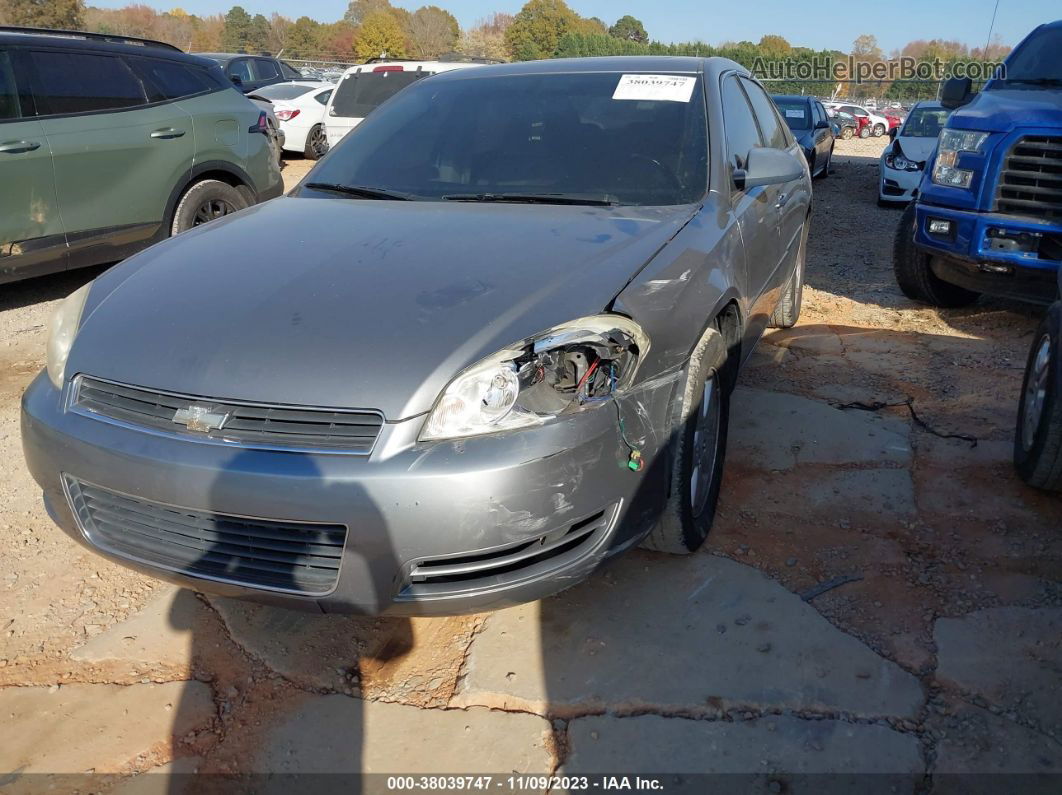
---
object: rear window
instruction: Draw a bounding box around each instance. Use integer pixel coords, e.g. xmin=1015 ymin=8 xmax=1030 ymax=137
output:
xmin=0 ymin=51 xmax=19 ymax=120
xmin=253 ymin=58 xmax=279 ymax=81
xmin=28 ymin=51 xmax=147 ymax=115
xmin=330 ymin=71 xmax=426 ymax=119
xmin=773 ymin=100 xmax=810 ymax=131
xmin=254 ymin=83 xmax=313 ymax=101
xmin=132 ymin=58 xmax=214 ymax=101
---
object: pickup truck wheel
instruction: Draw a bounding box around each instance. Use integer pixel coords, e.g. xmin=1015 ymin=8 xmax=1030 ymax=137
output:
xmin=642 ymin=328 xmax=729 ymax=554
xmin=1015 ymin=305 xmax=1062 ymax=491
xmin=768 ymin=223 xmax=807 ymax=328
xmin=171 ymin=179 xmax=248 ymax=235
xmin=892 ymin=203 xmax=979 ymax=307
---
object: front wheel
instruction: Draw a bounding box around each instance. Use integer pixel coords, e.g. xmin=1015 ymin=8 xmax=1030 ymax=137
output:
xmin=841 ymin=127 xmax=854 ymax=140
xmin=304 ymin=124 xmax=329 ymax=160
xmin=892 ymin=203 xmax=979 ymax=307
xmin=643 ymin=329 xmax=730 ymax=554
xmin=873 ymin=124 xmax=886 ymax=137
xmin=171 ymin=179 xmax=248 ymax=236
xmin=859 ymin=125 xmax=871 ymax=139
xmin=1014 ymin=305 xmax=1062 ymax=491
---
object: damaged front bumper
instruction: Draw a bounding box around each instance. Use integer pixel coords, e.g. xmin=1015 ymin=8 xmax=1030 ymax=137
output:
xmin=21 ymin=370 xmax=679 ymax=615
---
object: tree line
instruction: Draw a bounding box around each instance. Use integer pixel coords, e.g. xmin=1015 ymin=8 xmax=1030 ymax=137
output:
xmin=0 ymin=0 xmax=1011 ymax=98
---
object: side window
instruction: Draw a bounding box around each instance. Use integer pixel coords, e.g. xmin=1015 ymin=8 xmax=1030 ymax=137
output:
xmin=227 ymin=59 xmax=253 ymax=83
xmin=0 ymin=50 xmax=20 ymax=120
xmin=253 ymin=59 xmax=280 ymax=81
xmin=740 ymin=78 xmax=788 ymax=150
xmin=279 ymin=60 xmax=301 ymax=80
xmin=720 ymin=76 xmax=762 ymax=171
xmin=314 ymin=89 xmax=333 ymax=106
xmin=816 ymin=103 xmax=827 ymax=125
xmin=28 ymin=50 xmax=147 ymax=115
xmin=131 ymin=58 xmax=212 ymax=102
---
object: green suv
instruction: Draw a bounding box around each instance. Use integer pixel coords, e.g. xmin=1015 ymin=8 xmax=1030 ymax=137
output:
xmin=0 ymin=27 xmax=283 ymax=286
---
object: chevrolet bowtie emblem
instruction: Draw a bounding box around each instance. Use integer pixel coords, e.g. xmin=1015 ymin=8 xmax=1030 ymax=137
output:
xmin=172 ymin=405 xmax=229 ymax=433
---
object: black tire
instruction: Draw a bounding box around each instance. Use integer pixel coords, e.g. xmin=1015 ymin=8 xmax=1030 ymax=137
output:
xmin=873 ymin=123 xmax=886 ymax=137
xmin=1014 ymin=304 xmax=1062 ymax=491
xmin=841 ymin=127 xmax=854 ymax=140
xmin=643 ymin=328 xmax=730 ymax=554
xmin=171 ymin=179 xmax=248 ymax=236
xmin=304 ymin=124 xmax=329 ymax=160
xmin=892 ymin=203 xmax=979 ymax=307
xmin=814 ymin=145 xmax=832 ymax=179
xmin=859 ymin=125 xmax=871 ymax=139
xmin=768 ymin=222 xmax=808 ymax=328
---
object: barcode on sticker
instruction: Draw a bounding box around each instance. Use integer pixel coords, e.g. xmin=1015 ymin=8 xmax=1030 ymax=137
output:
xmin=613 ymin=74 xmax=696 ymax=103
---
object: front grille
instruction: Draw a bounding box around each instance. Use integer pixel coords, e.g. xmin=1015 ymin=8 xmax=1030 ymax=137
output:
xmin=74 ymin=376 xmax=383 ymax=453
xmin=66 ymin=477 xmax=346 ymax=595
xmin=400 ymin=504 xmax=617 ymax=599
xmin=995 ymin=136 xmax=1062 ymax=221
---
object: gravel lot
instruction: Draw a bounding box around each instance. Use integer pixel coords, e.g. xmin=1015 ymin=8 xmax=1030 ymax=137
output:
xmin=1 ymin=138 xmax=1060 ymax=783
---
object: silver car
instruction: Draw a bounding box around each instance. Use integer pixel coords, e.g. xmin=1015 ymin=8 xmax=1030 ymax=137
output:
xmin=22 ymin=57 xmax=811 ymax=615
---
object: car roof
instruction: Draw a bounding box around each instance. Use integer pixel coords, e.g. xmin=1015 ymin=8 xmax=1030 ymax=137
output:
xmin=909 ymin=100 xmax=946 ymax=111
xmin=771 ymin=94 xmax=815 ymax=103
xmin=0 ymin=27 xmax=212 ymax=66
xmin=422 ymin=56 xmax=747 ymax=85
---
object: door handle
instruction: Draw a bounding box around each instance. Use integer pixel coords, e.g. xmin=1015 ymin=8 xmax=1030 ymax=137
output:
xmin=150 ymin=128 xmax=186 ymax=139
xmin=775 ymin=192 xmax=790 ymax=209
xmin=0 ymin=140 xmax=41 ymax=154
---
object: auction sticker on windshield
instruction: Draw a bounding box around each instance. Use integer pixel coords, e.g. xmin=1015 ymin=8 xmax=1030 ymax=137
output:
xmin=613 ymin=74 xmax=696 ymax=103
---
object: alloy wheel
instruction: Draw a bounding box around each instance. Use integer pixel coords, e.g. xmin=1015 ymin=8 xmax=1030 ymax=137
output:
xmin=690 ymin=376 xmax=721 ymax=518
xmin=1022 ymin=334 xmax=1052 ymax=451
xmin=309 ymin=126 xmax=329 ymax=157
xmin=192 ymin=199 xmax=235 ymax=227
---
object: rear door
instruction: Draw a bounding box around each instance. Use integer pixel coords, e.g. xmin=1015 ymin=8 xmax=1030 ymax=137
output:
xmin=813 ymin=101 xmax=832 ymax=161
xmin=27 ymin=48 xmax=195 ymax=264
xmin=721 ymin=74 xmax=781 ymax=331
xmin=225 ymin=57 xmax=254 ymax=92
xmin=251 ymin=58 xmax=282 ymax=91
xmin=0 ymin=47 xmax=66 ymax=282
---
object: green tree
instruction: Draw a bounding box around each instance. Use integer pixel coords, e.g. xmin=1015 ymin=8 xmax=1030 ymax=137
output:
xmin=5 ymin=0 xmax=83 ymax=28
xmin=248 ymin=13 xmax=271 ymax=53
xmin=505 ymin=0 xmax=578 ymax=60
xmin=285 ymin=15 xmax=322 ymax=58
xmin=354 ymin=9 xmax=408 ymax=60
xmin=608 ymin=15 xmax=647 ymax=44
xmin=221 ymin=5 xmax=253 ymax=52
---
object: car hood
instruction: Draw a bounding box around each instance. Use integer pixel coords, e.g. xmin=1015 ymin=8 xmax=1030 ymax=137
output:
xmin=71 ymin=197 xmax=696 ymax=420
xmin=894 ymin=135 xmax=938 ymax=162
xmin=951 ymin=88 xmax=1062 ymax=133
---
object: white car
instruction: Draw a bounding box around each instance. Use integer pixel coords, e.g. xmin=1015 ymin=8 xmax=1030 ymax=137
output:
xmin=250 ymin=81 xmax=335 ymax=160
xmin=878 ymin=101 xmax=950 ymax=207
xmin=826 ymin=101 xmax=890 ymax=137
xmin=324 ymin=59 xmax=485 ymax=149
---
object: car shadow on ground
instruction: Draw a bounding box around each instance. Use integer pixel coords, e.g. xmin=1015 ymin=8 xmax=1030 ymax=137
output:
xmin=0 ymin=266 xmax=106 ymax=314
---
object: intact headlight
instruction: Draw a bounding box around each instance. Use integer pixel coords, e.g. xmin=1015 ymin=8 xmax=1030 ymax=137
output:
xmin=46 ymin=282 xmax=91 ymax=389
xmin=421 ymin=315 xmax=649 ymax=441
xmin=932 ymin=129 xmax=990 ymax=189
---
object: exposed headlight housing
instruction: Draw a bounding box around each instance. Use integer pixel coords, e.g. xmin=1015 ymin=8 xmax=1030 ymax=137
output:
xmin=884 ymin=152 xmax=920 ymax=172
xmin=932 ymin=129 xmax=990 ymax=189
xmin=421 ymin=315 xmax=649 ymax=441
xmin=46 ymin=282 xmax=91 ymax=389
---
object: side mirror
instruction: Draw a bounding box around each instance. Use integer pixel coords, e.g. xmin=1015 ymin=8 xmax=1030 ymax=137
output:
xmin=735 ymin=146 xmax=805 ymax=190
xmin=888 ymin=127 xmax=898 ymax=140
xmin=940 ymin=76 xmax=974 ymax=109
xmin=814 ymin=119 xmax=830 ymax=130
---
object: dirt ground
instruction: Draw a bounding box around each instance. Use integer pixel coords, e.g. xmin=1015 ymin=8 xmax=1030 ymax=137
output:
xmin=1 ymin=138 xmax=1060 ymax=785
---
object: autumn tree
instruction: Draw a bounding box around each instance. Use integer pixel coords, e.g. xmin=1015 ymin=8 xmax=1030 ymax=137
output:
xmin=319 ymin=20 xmax=357 ymax=58
xmin=505 ymin=0 xmax=578 ymax=60
xmin=758 ymin=34 xmax=791 ymax=53
xmin=407 ymin=5 xmax=459 ymax=59
xmin=5 ymin=0 xmax=83 ymax=28
xmin=267 ymin=13 xmax=291 ymax=54
xmin=344 ymin=0 xmax=392 ymax=26
xmin=608 ymin=15 xmax=647 ymax=44
xmin=191 ymin=14 xmax=226 ymax=51
xmin=457 ymin=13 xmax=511 ymax=61
xmin=355 ymin=9 xmax=408 ymax=60
xmin=851 ymin=33 xmax=883 ymax=60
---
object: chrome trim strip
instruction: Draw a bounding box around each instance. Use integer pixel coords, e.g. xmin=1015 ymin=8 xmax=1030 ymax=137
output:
xmin=69 ymin=373 xmax=384 ymax=457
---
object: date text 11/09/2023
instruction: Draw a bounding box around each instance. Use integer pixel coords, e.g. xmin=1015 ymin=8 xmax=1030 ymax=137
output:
xmin=386 ymin=776 xmax=665 ymax=791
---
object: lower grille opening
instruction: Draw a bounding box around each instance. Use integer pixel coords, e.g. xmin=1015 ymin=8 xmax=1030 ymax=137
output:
xmin=402 ymin=505 xmax=616 ymax=598
xmin=66 ymin=477 xmax=346 ymax=596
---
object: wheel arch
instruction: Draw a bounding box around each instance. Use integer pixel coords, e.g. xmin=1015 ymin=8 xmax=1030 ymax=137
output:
xmin=164 ymin=162 xmax=256 ymax=235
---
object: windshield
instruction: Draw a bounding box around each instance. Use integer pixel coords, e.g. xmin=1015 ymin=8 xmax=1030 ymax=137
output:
xmin=773 ymin=100 xmax=810 ymax=131
xmin=998 ymin=26 xmax=1062 ymax=84
xmin=330 ymin=70 xmax=426 ymax=119
xmin=305 ymin=72 xmax=709 ymax=206
xmin=254 ymin=83 xmax=316 ymax=101
xmin=901 ymin=107 xmax=948 ymax=137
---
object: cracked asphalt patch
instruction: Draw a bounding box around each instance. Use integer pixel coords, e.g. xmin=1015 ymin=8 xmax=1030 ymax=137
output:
xmin=1 ymin=140 xmax=1061 ymax=782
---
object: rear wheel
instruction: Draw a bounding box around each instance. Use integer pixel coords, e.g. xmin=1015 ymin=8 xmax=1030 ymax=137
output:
xmin=873 ymin=123 xmax=886 ymax=137
xmin=643 ymin=329 xmax=729 ymax=554
xmin=815 ymin=145 xmax=832 ymax=179
xmin=769 ymin=223 xmax=808 ymax=328
xmin=841 ymin=127 xmax=854 ymax=140
xmin=1015 ymin=305 xmax=1062 ymax=491
xmin=892 ymin=203 xmax=979 ymax=307
xmin=304 ymin=124 xmax=329 ymax=160
xmin=171 ymin=179 xmax=248 ymax=236
xmin=859 ymin=125 xmax=871 ymax=139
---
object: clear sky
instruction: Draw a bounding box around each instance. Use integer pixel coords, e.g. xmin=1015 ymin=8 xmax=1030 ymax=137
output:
xmin=90 ymin=0 xmax=1060 ymax=53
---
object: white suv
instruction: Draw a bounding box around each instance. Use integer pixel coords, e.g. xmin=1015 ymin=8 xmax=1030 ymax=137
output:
xmin=324 ymin=59 xmax=486 ymax=148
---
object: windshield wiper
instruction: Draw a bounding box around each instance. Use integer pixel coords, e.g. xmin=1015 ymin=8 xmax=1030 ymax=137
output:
xmin=1000 ymin=78 xmax=1062 ymax=88
xmin=303 ymin=182 xmax=414 ymax=201
xmin=442 ymin=192 xmax=619 ymax=206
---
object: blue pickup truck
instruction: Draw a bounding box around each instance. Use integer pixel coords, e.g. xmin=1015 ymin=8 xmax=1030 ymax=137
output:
xmin=894 ymin=20 xmax=1062 ymax=307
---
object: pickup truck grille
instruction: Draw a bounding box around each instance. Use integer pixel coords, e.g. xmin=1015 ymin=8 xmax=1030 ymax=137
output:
xmin=995 ymin=136 xmax=1062 ymax=221
xmin=73 ymin=376 xmax=383 ymax=453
